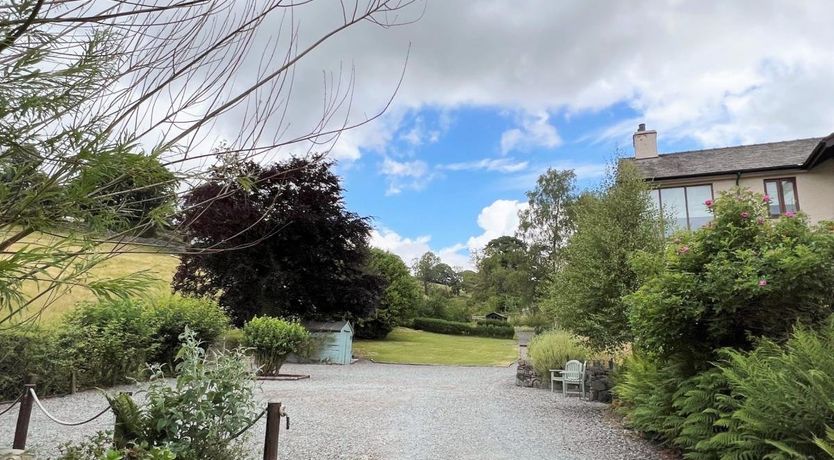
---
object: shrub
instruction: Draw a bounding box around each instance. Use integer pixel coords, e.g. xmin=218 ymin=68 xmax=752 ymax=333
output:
xmin=412 ymin=317 xmax=514 ymax=339
xmin=243 ymin=316 xmax=310 ymax=375
xmin=86 ymin=329 xmax=258 ymax=460
xmin=617 ymin=319 xmax=834 ymax=459
xmin=0 ymin=327 xmax=73 ymax=399
xmin=144 ymin=294 xmax=229 ymax=369
xmin=527 ymin=329 xmax=589 ymax=382
xmin=61 ymin=299 xmax=157 ymax=387
xmin=218 ymin=328 xmax=245 ymax=351
xmin=508 ymin=311 xmax=553 ymax=331
xmin=627 ymin=188 xmax=834 ymax=364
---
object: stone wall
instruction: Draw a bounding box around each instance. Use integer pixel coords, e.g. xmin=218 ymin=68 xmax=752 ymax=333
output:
xmin=515 ymin=358 xmax=616 ymax=402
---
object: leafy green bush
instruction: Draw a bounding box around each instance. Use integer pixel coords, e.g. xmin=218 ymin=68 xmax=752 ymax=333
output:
xmin=62 ymin=329 xmax=258 ymax=460
xmin=0 ymin=327 xmax=73 ymax=399
xmin=62 ymin=299 xmax=157 ymax=387
xmin=218 ymin=328 xmax=245 ymax=351
xmin=508 ymin=311 xmax=553 ymax=331
xmin=627 ymin=188 xmax=834 ymax=364
xmin=527 ymin=330 xmax=589 ymax=382
xmin=144 ymin=294 xmax=229 ymax=369
xmin=243 ymin=316 xmax=310 ymax=375
xmin=412 ymin=317 xmax=514 ymax=339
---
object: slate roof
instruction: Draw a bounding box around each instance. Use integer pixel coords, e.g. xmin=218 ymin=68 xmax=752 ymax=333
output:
xmin=303 ymin=320 xmax=351 ymax=333
xmin=630 ymin=137 xmax=828 ymax=180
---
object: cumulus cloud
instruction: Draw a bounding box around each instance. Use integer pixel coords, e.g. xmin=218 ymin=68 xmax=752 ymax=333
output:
xmin=370 ymin=228 xmax=473 ymax=269
xmin=466 ymin=199 xmax=528 ymax=253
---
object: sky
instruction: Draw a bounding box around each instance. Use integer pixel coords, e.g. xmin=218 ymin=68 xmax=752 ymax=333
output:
xmin=215 ymin=1 xmax=834 ymax=270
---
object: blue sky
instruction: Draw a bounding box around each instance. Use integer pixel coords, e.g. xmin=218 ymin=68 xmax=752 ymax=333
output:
xmin=341 ymin=104 xmax=705 ymax=268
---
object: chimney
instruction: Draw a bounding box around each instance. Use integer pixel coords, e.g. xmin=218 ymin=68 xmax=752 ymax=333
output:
xmin=633 ymin=123 xmax=658 ymax=159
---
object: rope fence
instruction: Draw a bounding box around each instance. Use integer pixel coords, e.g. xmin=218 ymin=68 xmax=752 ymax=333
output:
xmin=1 ymin=382 xmax=288 ymax=460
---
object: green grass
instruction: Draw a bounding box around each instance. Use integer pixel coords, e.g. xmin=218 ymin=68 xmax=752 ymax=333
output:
xmin=353 ymin=327 xmax=517 ymax=367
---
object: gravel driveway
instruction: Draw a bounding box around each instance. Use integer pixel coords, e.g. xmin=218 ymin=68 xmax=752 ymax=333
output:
xmin=0 ymin=361 xmax=664 ymax=459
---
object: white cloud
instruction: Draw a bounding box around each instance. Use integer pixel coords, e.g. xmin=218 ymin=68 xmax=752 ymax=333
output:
xmin=379 ymin=157 xmax=435 ymax=195
xmin=370 ymin=228 xmax=473 ymax=269
xmin=466 ymin=199 xmax=528 ymax=253
xmin=439 ymin=157 xmax=529 ymax=173
xmin=500 ymin=111 xmax=562 ymax=154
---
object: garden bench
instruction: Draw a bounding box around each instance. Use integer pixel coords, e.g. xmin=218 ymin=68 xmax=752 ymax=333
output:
xmin=550 ymin=360 xmax=586 ymax=398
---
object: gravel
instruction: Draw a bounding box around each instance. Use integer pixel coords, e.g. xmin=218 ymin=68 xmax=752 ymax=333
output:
xmin=0 ymin=361 xmax=665 ymax=459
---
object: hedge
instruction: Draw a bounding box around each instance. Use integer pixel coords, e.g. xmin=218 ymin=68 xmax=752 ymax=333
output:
xmin=0 ymin=294 xmax=230 ymax=400
xmin=412 ymin=317 xmax=514 ymax=339
xmin=475 ymin=318 xmax=513 ymax=328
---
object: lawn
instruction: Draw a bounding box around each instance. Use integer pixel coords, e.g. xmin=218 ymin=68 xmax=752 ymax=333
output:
xmin=353 ymin=327 xmax=518 ymax=367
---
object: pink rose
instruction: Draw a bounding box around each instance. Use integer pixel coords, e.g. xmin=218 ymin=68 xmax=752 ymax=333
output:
xmin=704 ymin=199 xmax=714 ymax=207
xmin=784 ymin=211 xmax=796 ymax=218
xmin=740 ymin=211 xmax=750 ymax=219
xmin=677 ymin=245 xmax=690 ymax=254
xmin=763 ymin=194 xmax=770 ymax=203
xmin=756 ymin=217 xmax=765 ymax=225
xmin=758 ymin=279 xmax=768 ymax=286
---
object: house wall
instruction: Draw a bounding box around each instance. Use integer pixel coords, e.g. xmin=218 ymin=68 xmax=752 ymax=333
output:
xmin=649 ymin=159 xmax=834 ymax=223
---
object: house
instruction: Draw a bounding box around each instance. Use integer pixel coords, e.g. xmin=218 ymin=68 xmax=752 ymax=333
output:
xmin=628 ymin=124 xmax=834 ymax=231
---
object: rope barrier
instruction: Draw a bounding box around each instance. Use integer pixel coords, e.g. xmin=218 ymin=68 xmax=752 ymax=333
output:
xmin=0 ymin=392 xmax=25 ymax=417
xmin=227 ymin=407 xmax=268 ymax=441
xmin=29 ymin=388 xmax=111 ymax=426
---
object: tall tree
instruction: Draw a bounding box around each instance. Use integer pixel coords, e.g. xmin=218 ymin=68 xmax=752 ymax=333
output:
xmin=517 ymin=169 xmax=577 ymax=271
xmin=542 ymin=161 xmax=663 ymax=350
xmin=474 ymin=236 xmax=537 ymax=313
xmin=356 ymin=248 xmax=422 ymax=338
xmin=414 ymin=251 xmax=442 ymax=294
xmin=173 ymin=156 xmax=383 ymax=325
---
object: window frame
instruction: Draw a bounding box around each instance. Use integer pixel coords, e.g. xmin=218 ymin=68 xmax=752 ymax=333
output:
xmin=763 ymin=177 xmax=800 ymax=217
xmin=652 ymin=183 xmax=715 ymax=231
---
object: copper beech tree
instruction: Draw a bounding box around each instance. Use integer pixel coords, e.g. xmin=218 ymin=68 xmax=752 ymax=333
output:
xmin=173 ymin=156 xmax=384 ymax=325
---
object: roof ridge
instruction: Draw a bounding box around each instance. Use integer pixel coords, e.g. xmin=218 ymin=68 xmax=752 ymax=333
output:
xmin=657 ymin=137 xmax=822 ymax=157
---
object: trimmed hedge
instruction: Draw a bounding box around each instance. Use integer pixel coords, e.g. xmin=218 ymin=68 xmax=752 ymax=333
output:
xmin=475 ymin=318 xmax=513 ymax=328
xmin=0 ymin=294 xmax=230 ymax=400
xmin=412 ymin=317 xmax=514 ymax=339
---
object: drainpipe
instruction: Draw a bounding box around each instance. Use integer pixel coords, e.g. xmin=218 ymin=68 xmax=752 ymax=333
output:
xmin=735 ymin=171 xmax=741 ymax=186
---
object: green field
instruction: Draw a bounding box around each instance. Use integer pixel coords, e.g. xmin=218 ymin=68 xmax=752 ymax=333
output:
xmin=6 ymin=231 xmax=179 ymax=323
xmin=353 ymin=327 xmax=517 ymax=367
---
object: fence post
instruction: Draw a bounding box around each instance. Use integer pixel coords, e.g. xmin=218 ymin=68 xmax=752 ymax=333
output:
xmin=13 ymin=383 xmax=36 ymax=450
xmin=263 ymin=401 xmax=281 ymax=460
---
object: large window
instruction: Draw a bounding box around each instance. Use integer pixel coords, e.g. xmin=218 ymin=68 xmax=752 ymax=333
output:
xmin=650 ymin=184 xmax=714 ymax=233
xmin=764 ymin=178 xmax=799 ymax=217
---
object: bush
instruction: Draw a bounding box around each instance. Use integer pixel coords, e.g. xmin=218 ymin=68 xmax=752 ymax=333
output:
xmin=412 ymin=317 xmax=514 ymax=339
xmin=0 ymin=327 xmax=73 ymax=399
xmin=61 ymin=299 xmax=157 ymax=387
xmin=218 ymin=328 xmax=245 ymax=351
xmin=617 ymin=319 xmax=834 ymax=459
xmin=508 ymin=311 xmax=553 ymax=331
xmin=243 ymin=316 xmax=310 ymax=375
xmin=144 ymin=294 xmax=229 ymax=369
xmin=627 ymin=188 xmax=834 ymax=364
xmin=61 ymin=329 xmax=258 ymax=460
xmin=527 ymin=330 xmax=589 ymax=382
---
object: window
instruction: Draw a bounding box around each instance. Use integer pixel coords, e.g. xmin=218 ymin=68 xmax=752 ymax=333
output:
xmin=764 ymin=178 xmax=799 ymax=217
xmin=650 ymin=184 xmax=714 ymax=233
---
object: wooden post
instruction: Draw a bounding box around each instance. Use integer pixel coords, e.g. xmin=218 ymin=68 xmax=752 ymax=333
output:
xmin=263 ymin=402 xmax=281 ymax=460
xmin=13 ymin=383 xmax=35 ymax=450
